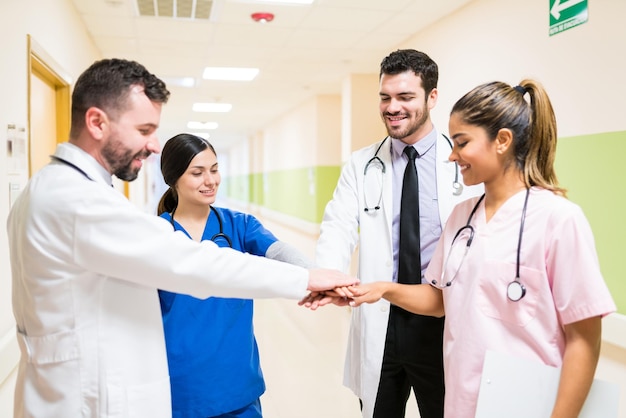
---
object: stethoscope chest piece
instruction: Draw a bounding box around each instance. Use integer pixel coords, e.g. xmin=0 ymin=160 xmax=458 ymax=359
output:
xmin=507 ymin=280 xmax=526 ymax=302
xmin=435 ymin=189 xmax=531 ymax=303
xmin=452 ymin=181 xmax=463 ymax=196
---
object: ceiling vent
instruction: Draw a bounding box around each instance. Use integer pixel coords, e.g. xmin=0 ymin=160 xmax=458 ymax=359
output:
xmin=136 ymin=0 xmax=214 ymax=19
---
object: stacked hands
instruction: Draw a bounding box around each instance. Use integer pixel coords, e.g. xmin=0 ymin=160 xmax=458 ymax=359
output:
xmin=300 ymin=279 xmax=386 ymax=310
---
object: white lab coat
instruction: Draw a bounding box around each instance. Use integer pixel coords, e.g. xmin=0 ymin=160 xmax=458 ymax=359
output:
xmin=7 ymin=143 xmax=308 ymax=418
xmin=316 ymin=134 xmax=483 ymax=418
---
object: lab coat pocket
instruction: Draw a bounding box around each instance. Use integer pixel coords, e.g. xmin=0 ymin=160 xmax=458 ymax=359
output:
xmin=16 ymin=328 xmax=80 ymax=365
xmin=107 ymin=376 xmax=171 ymax=418
xmin=16 ymin=329 xmax=83 ymax=415
xmin=477 ymin=260 xmax=543 ymax=327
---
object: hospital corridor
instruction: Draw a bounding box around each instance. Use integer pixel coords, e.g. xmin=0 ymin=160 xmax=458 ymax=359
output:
xmin=2 ymin=0 xmax=626 ymax=417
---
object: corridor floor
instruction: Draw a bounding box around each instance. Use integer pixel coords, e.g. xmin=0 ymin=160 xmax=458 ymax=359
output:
xmin=252 ymin=211 xmax=421 ymax=418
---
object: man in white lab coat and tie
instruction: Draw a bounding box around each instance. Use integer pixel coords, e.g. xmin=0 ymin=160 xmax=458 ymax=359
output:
xmin=315 ymin=49 xmax=482 ymax=418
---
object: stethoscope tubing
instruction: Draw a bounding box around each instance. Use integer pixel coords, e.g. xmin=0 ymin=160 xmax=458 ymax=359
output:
xmin=169 ymin=205 xmax=233 ymax=248
xmin=363 ymin=135 xmax=463 ymax=212
xmin=433 ymin=189 xmax=530 ymax=302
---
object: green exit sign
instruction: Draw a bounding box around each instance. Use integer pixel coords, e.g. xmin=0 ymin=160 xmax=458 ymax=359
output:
xmin=550 ymin=0 xmax=588 ymax=36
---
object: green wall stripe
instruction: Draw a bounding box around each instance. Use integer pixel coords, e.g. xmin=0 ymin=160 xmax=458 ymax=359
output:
xmin=315 ymin=166 xmax=343 ymax=222
xmin=224 ymin=135 xmax=626 ymax=315
xmin=555 ymin=130 xmax=625 ymax=314
xmin=224 ymin=166 xmax=341 ymax=224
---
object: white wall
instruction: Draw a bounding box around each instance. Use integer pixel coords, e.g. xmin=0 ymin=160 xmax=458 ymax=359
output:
xmin=262 ymin=98 xmax=322 ymax=171
xmin=0 ymin=0 xmax=101 ymax=413
xmin=405 ymin=0 xmax=626 ymax=138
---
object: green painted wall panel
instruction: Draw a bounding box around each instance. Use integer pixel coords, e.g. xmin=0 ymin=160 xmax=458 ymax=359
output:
xmin=225 ymin=137 xmax=625 ymax=314
xmin=225 ymin=166 xmax=341 ymax=224
xmin=224 ymin=175 xmax=249 ymax=202
xmin=265 ymin=168 xmax=317 ymax=222
xmin=315 ymin=166 xmax=342 ymax=221
xmin=555 ymin=131 xmax=625 ymax=314
xmin=250 ymin=173 xmax=263 ymax=206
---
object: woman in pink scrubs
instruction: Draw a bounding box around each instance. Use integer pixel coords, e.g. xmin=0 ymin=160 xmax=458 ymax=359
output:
xmin=345 ymin=79 xmax=616 ymax=418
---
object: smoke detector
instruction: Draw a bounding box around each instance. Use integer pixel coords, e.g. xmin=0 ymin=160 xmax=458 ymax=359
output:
xmin=251 ymin=12 xmax=274 ymax=23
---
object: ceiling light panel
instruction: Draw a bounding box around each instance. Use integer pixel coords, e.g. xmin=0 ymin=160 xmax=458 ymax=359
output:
xmin=161 ymin=76 xmax=195 ymax=88
xmin=202 ymin=67 xmax=259 ymax=81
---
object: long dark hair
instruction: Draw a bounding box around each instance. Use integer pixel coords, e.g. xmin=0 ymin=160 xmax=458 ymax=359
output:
xmin=157 ymin=133 xmax=217 ymax=215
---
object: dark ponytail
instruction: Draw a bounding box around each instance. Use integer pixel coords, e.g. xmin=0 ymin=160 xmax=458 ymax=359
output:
xmin=451 ymin=79 xmax=566 ymax=196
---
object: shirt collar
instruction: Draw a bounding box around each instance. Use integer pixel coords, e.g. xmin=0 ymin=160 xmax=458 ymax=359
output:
xmin=53 ymin=142 xmax=114 ymax=186
xmin=390 ymin=128 xmax=437 ymax=159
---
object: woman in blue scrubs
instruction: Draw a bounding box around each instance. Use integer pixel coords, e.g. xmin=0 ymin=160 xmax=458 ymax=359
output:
xmin=157 ymin=133 xmax=313 ymax=418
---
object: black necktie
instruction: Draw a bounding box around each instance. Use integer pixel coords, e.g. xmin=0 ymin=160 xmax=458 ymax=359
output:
xmin=398 ymin=146 xmax=420 ymax=284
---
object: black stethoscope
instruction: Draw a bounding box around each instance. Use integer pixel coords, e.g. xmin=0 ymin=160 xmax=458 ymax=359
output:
xmin=431 ymin=188 xmax=530 ymax=302
xmin=363 ymin=135 xmax=463 ymax=212
xmin=169 ymin=205 xmax=233 ymax=248
xmin=51 ymin=155 xmax=94 ymax=181
xmin=52 ymin=155 xmax=235 ymax=248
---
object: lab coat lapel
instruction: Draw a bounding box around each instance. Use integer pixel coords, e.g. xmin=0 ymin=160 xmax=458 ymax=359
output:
xmin=380 ymin=137 xmax=394 ymax=239
xmin=436 ymin=133 xmax=457 ymax=222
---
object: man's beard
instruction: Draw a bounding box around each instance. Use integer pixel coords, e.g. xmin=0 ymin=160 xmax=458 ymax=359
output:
xmin=383 ymin=103 xmax=429 ymax=140
xmin=102 ymin=138 xmax=150 ymax=181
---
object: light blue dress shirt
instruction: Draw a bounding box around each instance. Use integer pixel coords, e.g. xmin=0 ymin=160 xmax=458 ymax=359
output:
xmin=390 ymin=129 xmax=442 ymax=283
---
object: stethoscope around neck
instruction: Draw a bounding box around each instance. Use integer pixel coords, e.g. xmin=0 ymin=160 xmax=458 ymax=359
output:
xmin=431 ymin=188 xmax=530 ymax=302
xmin=169 ymin=205 xmax=233 ymax=248
xmin=363 ymin=135 xmax=463 ymax=212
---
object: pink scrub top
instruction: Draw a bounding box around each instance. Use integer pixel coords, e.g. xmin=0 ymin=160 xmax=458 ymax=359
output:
xmin=424 ymin=187 xmax=616 ymax=418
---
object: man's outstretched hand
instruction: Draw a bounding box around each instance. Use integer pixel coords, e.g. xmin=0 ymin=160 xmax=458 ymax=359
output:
xmin=301 ymin=269 xmax=358 ymax=310
xmin=306 ymin=268 xmax=358 ymax=293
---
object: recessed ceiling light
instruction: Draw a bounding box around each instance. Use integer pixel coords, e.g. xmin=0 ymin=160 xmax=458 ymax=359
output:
xmin=160 ymin=76 xmax=195 ymax=88
xmin=202 ymin=67 xmax=259 ymax=81
xmin=187 ymin=121 xmax=219 ymax=130
xmin=192 ymin=103 xmax=233 ymax=113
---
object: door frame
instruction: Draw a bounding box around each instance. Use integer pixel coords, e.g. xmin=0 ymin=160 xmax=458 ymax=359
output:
xmin=27 ymin=35 xmax=71 ymax=177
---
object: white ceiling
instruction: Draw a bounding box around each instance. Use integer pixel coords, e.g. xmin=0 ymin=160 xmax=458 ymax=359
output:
xmin=70 ymin=0 xmax=473 ymax=150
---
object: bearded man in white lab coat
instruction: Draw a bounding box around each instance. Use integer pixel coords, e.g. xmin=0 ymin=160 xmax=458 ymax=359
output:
xmin=315 ymin=49 xmax=482 ymax=418
xmin=7 ymin=58 xmax=356 ymax=418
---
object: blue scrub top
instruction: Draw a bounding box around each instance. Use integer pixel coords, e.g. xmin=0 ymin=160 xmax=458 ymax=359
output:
xmin=159 ymin=207 xmax=278 ymax=417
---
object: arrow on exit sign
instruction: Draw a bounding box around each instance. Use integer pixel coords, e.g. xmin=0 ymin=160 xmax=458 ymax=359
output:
xmin=551 ymin=0 xmax=585 ymax=20
xmin=549 ymin=0 xmax=588 ymax=36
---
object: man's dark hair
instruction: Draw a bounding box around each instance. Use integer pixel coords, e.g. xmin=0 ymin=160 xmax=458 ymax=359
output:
xmin=379 ymin=49 xmax=438 ymax=94
xmin=70 ymin=58 xmax=170 ymax=137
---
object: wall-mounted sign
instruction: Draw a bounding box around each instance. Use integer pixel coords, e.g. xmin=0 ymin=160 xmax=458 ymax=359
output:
xmin=550 ymin=0 xmax=589 ymax=36
xmin=6 ymin=124 xmax=27 ymax=174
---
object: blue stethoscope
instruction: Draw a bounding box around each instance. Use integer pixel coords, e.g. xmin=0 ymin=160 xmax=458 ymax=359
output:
xmin=169 ymin=205 xmax=233 ymax=248
xmin=363 ymin=135 xmax=463 ymax=212
xmin=430 ymin=188 xmax=530 ymax=302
